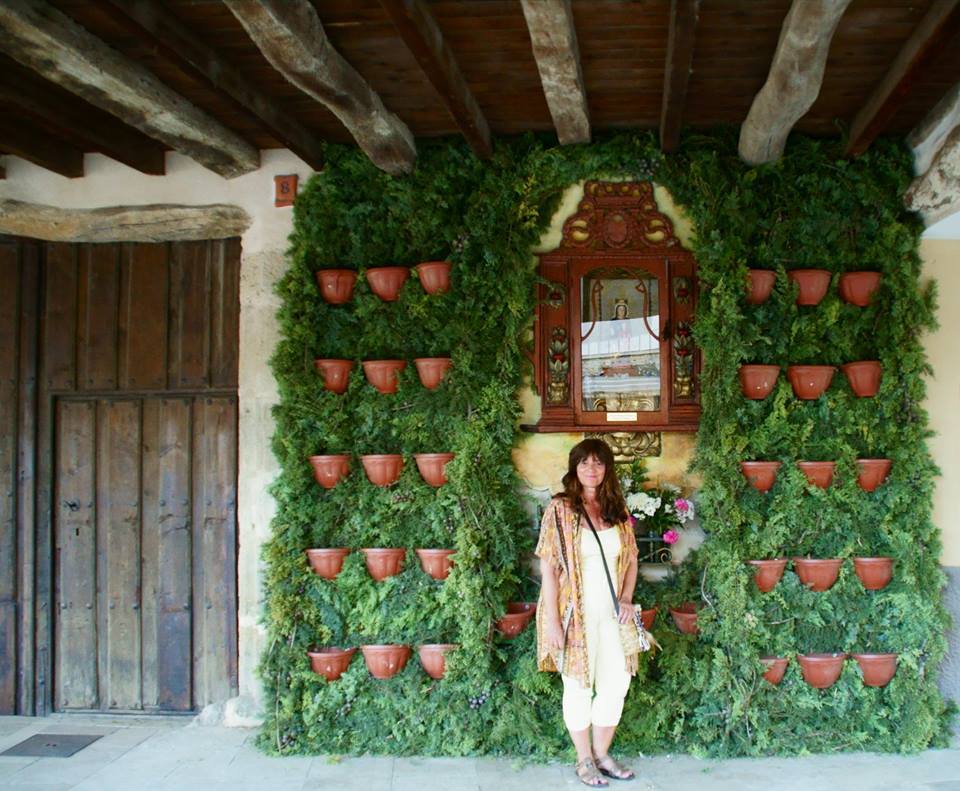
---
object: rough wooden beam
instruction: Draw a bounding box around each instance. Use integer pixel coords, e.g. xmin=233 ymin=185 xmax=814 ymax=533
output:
xmin=908 ymin=82 xmax=960 ymax=175
xmin=905 ymin=126 xmax=960 ymax=225
xmin=225 ymin=0 xmax=415 ymax=175
xmin=659 ymin=0 xmax=700 ymax=153
xmin=0 ymin=0 xmax=259 ymax=178
xmin=519 ymin=0 xmax=589 ymax=145
xmin=847 ymin=1 xmax=960 ymax=157
xmin=738 ymin=0 xmax=852 ymax=166
xmin=97 ymin=0 xmax=324 ymax=171
xmin=0 ymin=118 xmax=84 ymax=178
xmin=0 ymin=200 xmax=251 ymax=243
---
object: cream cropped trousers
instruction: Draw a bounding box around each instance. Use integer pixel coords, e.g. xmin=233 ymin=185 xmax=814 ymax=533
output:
xmin=560 ymin=527 xmax=632 ymax=731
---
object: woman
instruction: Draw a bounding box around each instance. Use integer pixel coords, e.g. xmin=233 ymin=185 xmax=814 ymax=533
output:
xmin=536 ymin=438 xmax=639 ymax=786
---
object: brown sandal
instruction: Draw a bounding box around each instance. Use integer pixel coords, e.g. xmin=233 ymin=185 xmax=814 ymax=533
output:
xmin=575 ymin=757 xmax=609 ymax=787
xmin=595 ymin=754 xmax=635 ymax=781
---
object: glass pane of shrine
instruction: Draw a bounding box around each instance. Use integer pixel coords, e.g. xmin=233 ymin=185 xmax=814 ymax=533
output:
xmin=580 ymin=268 xmax=661 ymax=413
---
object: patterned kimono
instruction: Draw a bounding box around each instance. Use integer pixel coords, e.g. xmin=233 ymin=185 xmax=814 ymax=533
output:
xmin=535 ymin=495 xmax=640 ymax=688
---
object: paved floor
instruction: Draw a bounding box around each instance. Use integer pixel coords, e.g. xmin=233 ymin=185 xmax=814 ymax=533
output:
xmin=0 ymin=715 xmax=958 ymax=791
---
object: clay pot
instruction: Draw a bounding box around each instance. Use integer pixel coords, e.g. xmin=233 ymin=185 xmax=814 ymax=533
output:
xmin=852 ymin=653 xmax=898 ymax=687
xmin=361 ymin=644 xmax=412 ymax=679
xmin=747 ymin=559 xmax=788 ymax=593
xmin=413 ymin=357 xmax=452 ymax=390
xmin=308 ymin=454 xmax=350 ymax=489
xmin=746 ymin=269 xmax=777 ymax=305
xmin=414 ymin=453 xmax=455 ymax=486
xmin=838 ymin=272 xmax=881 ymax=307
xmin=507 ymin=602 xmax=537 ymax=618
xmin=361 ymin=548 xmax=406 ymax=581
xmin=362 ymin=359 xmax=406 ymax=394
xmin=365 ymin=266 xmax=409 ymax=301
xmin=415 ymin=261 xmax=452 ymax=295
xmin=793 ymin=558 xmax=843 ymax=592
xmin=798 ymin=653 xmax=846 ymax=689
xmin=670 ymin=603 xmax=699 ymax=635
xmin=853 ymin=557 xmax=894 ymax=591
xmin=797 ymin=461 xmax=836 ymax=489
xmin=640 ymin=607 xmax=658 ymax=631
xmin=314 ymin=358 xmax=353 ymax=395
xmin=787 ymin=269 xmax=831 ymax=306
xmin=305 ymin=548 xmax=350 ymax=580
xmin=495 ymin=612 xmax=532 ymax=638
xmin=415 ymin=548 xmax=455 ymax=580
xmin=360 ymin=454 xmax=404 ymax=486
xmin=786 ymin=365 xmax=836 ymax=400
xmin=842 ymin=361 xmax=882 ymax=397
xmin=315 ymin=269 xmax=357 ymax=305
xmin=856 ymin=458 xmax=892 ymax=492
xmin=761 ymin=656 xmax=789 ymax=685
xmin=739 ymin=365 xmax=780 ymax=400
xmin=418 ymin=643 xmax=458 ymax=680
xmin=308 ymin=647 xmax=356 ymax=681
xmin=740 ymin=461 xmax=782 ymax=493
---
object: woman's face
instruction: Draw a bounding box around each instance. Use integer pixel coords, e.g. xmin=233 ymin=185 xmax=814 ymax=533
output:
xmin=576 ymin=454 xmax=606 ymax=489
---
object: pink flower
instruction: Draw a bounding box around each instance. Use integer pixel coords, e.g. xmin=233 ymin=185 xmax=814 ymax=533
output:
xmin=663 ymin=530 xmax=680 ymax=544
xmin=674 ymin=498 xmax=690 ymax=514
xmin=628 ymin=515 xmax=637 ymax=528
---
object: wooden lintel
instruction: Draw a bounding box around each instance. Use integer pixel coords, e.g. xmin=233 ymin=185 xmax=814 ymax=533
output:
xmin=908 ymin=81 xmax=960 ymax=176
xmin=660 ymin=0 xmax=700 ymax=153
xmin=0 ymin=118 xmax=84 ymax=178
xmin=519 ymin=0 xmax=590 ymax=145
xmin=225 ymin=0 xmax=415 ymax=175
xmin=0 ymin=0 xmax=259 ymax=178
xmin=379 ymin=0 xmax=492 ymax=158
xmin=738 ymin=0 xmax=853 ymax=166
xmin=846 ymin=1 xmax=960 ymax=157
xmin=905 ymin=125 xmax=960 ymax=226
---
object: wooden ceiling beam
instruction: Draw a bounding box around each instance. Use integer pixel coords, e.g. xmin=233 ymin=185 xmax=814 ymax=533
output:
xmin=905 ymin=125 xmax=960 ymax=225
xmin=659 ymin=0 xmax=700 ymax=153
xmin=738 ymin=0 xmax=853 ymax=166
xmin=0 ymin=0 xmax=259 ymax=178
xmin=846 ymin=1 xmax=960 ymax=157
xmin=519 ymin=0 xmax=590 ymax=145
xmin=379 ymin=0 xmax=492 ymax=158
xmin=225 ymin=0 xmax=415 ymax=175
xmin=0 ymin=117 xmax=84 ymax=178
xmin=95 ymin=0 xmax=324 ymax=171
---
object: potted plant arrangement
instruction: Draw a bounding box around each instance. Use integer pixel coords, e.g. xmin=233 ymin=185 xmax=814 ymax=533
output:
xmin=739 ymin=363 xmax=780 ymax=399
xmin=365 ymin=265 xmax=409 ymax=301
xmin=618 ymin=459 xmax=696 ymax=563
xmin=795 ymin=619 xmax=847 ymax=689
xmin=413 ymin=356 xmax=453 ymax=389
xmin=352 ymin=396 xmax=404 ymax=487
xmin=315 ymin=267 xmax=358 ymax=305
xmin=314 ymin=358 xmax=354 ymax=394
xmin=746 ymin=268 xmax=777 ymax=305
xmin=308 ymin=647 xmax=357 ymax=681
xmin=786 ymin=268 xmax=832 ymax=306
xmin=838 ymin=271 xmax=881 ymax=307
xmin=852 ymin=618 xmax=899 ymax=687
xmin=413 ymin=260 xmax=452 ymax=295
xmin=855 ymin=457 xmax=892 ymax=492
xmin=418 ymin=643 xmax=458 ymax=679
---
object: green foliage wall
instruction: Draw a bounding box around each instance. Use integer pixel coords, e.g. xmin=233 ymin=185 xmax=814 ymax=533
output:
xmin=261 ymin=130 xmax=951 ymax=757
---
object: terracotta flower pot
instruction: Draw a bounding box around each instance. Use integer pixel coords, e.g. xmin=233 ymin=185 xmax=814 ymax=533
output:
xmin=308 ymin=454 xmax=350 ymax=489
xmin=362 ymin=359 xmax=406 ymax=394
xmin=413 ymin=357 xmax=452 ymax=390
xmin=640 ymin=606 xmax=658 ymax=631
xmin=747 ymin=559 xmax=788 ymax=593
xmin=360 ymin=644 xmax=412 ymax=679
xmin=796 ymin=461 xmax=836 ymax=489
xmin=507 ymin=602 xmax=537 ymax=618
xmin=418 ymin=643 xmax=458 ymax=680
xmin=360 ymin=454 xmax=404 ymax=486
xmin=495 ymin=612 xmax=532 ymax=638
xmin=842 ymin=361 xmax=882 ymax=397
xmin=414 ymin=453 xmax=455 ymax=486
xmin=838 ymin=271 xmax=881 ymax=307
xmin=415 ymin=548 xmax=455 ymax=580
xmin=739 ymin=364 xmax=780 ymax=400
xmin=787 ymin=269 xmax=831 ymax=306
xmin=853 ymin=557 xmax=894 ymax=591
xmin=361 ymin=548 xmax=406 ymax=581
xmin=746 ymin=269 xmax=777 ymax=305
xmin=793 ymin=558 xmax=843 ymax=592
xmin=852 ymin=653 xmax=898 ymax=687
xmin=786 ymin=365 xmax=836 ymax=400
xmin=315 ymin=269 xmax=357 ymax=305
xmin=761 ymin=656 xmax=789 ymax=685
xmin=305 ymin=548 xmax=350 ymax=580
xmin=365 ymin=266 xmax=409 ymax=301
xmin=414 ymin=261 xmax=452 ymax=295
xmin=856 ymin=458 xmax=892 ymax=492
xmin=308 ymin=647 xmax=356 ymax=681
xmin=313 ymin=358 xmax=353 ymax=395
xmin=670 ymin=603 xmax=699 ymax=635
xmin=797 ymin=653 xmax=846 ymax=689
xmin=740 ymin=461 xmax=782 ymax=493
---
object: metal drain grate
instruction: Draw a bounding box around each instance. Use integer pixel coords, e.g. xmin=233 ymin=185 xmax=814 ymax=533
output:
xmin=1 ymin=733 xmax=102 ymax=757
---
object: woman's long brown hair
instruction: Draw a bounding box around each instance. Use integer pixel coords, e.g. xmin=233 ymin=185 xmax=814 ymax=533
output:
xmin=559 ymin=438 xmax=628 ymax=525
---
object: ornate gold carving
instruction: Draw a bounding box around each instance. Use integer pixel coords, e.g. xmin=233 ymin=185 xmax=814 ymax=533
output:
xmin=561 ymin=181 xmax=680 ymax=251
xmin=547 ymin=327 xmax=569 ymax=404
xmin=673 ymin=276 xmax=692 ymax=305
xmin=544 ymin=280 xmax=565 ymax=309
xmin=673 ymin=321 xmax=695 ymax=399
xmin=586 ymin=431 xmax=662 ymax=460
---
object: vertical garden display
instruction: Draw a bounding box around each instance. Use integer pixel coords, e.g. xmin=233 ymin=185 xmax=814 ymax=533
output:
xmin=261 ymin=131 xmax=950 ymax=757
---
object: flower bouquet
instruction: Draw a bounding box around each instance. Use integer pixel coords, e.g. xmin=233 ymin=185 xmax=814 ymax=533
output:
xmin=617 ymin=460 xmax=695 ymax=560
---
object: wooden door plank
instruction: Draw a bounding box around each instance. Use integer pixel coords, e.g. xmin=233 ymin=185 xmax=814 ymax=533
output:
xmin=95 ymin=399 xmax=142 ymax=711
xmin=208 ymin=239 xmax=240 ymax=389
xmin=54 ymin=399 xmax=97 ymax=710
xmin=141 ymin=398 xmax=193 ymax=712
xmin=77 ymin=245 xmax=120 ymax=391
xmin=168 ymin=242 xmax=210 ymax=390
xmin=118 ymin=243 xmax=169 ymax=391
xmin=41 ymin=243 xmax=78 ymax=392
xmin=191 ymin=396 xmax=238 ymax=708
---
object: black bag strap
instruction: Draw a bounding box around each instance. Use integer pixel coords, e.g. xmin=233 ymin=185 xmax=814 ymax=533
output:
xmin=581 ymin=509 xmax=621 ymax=617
